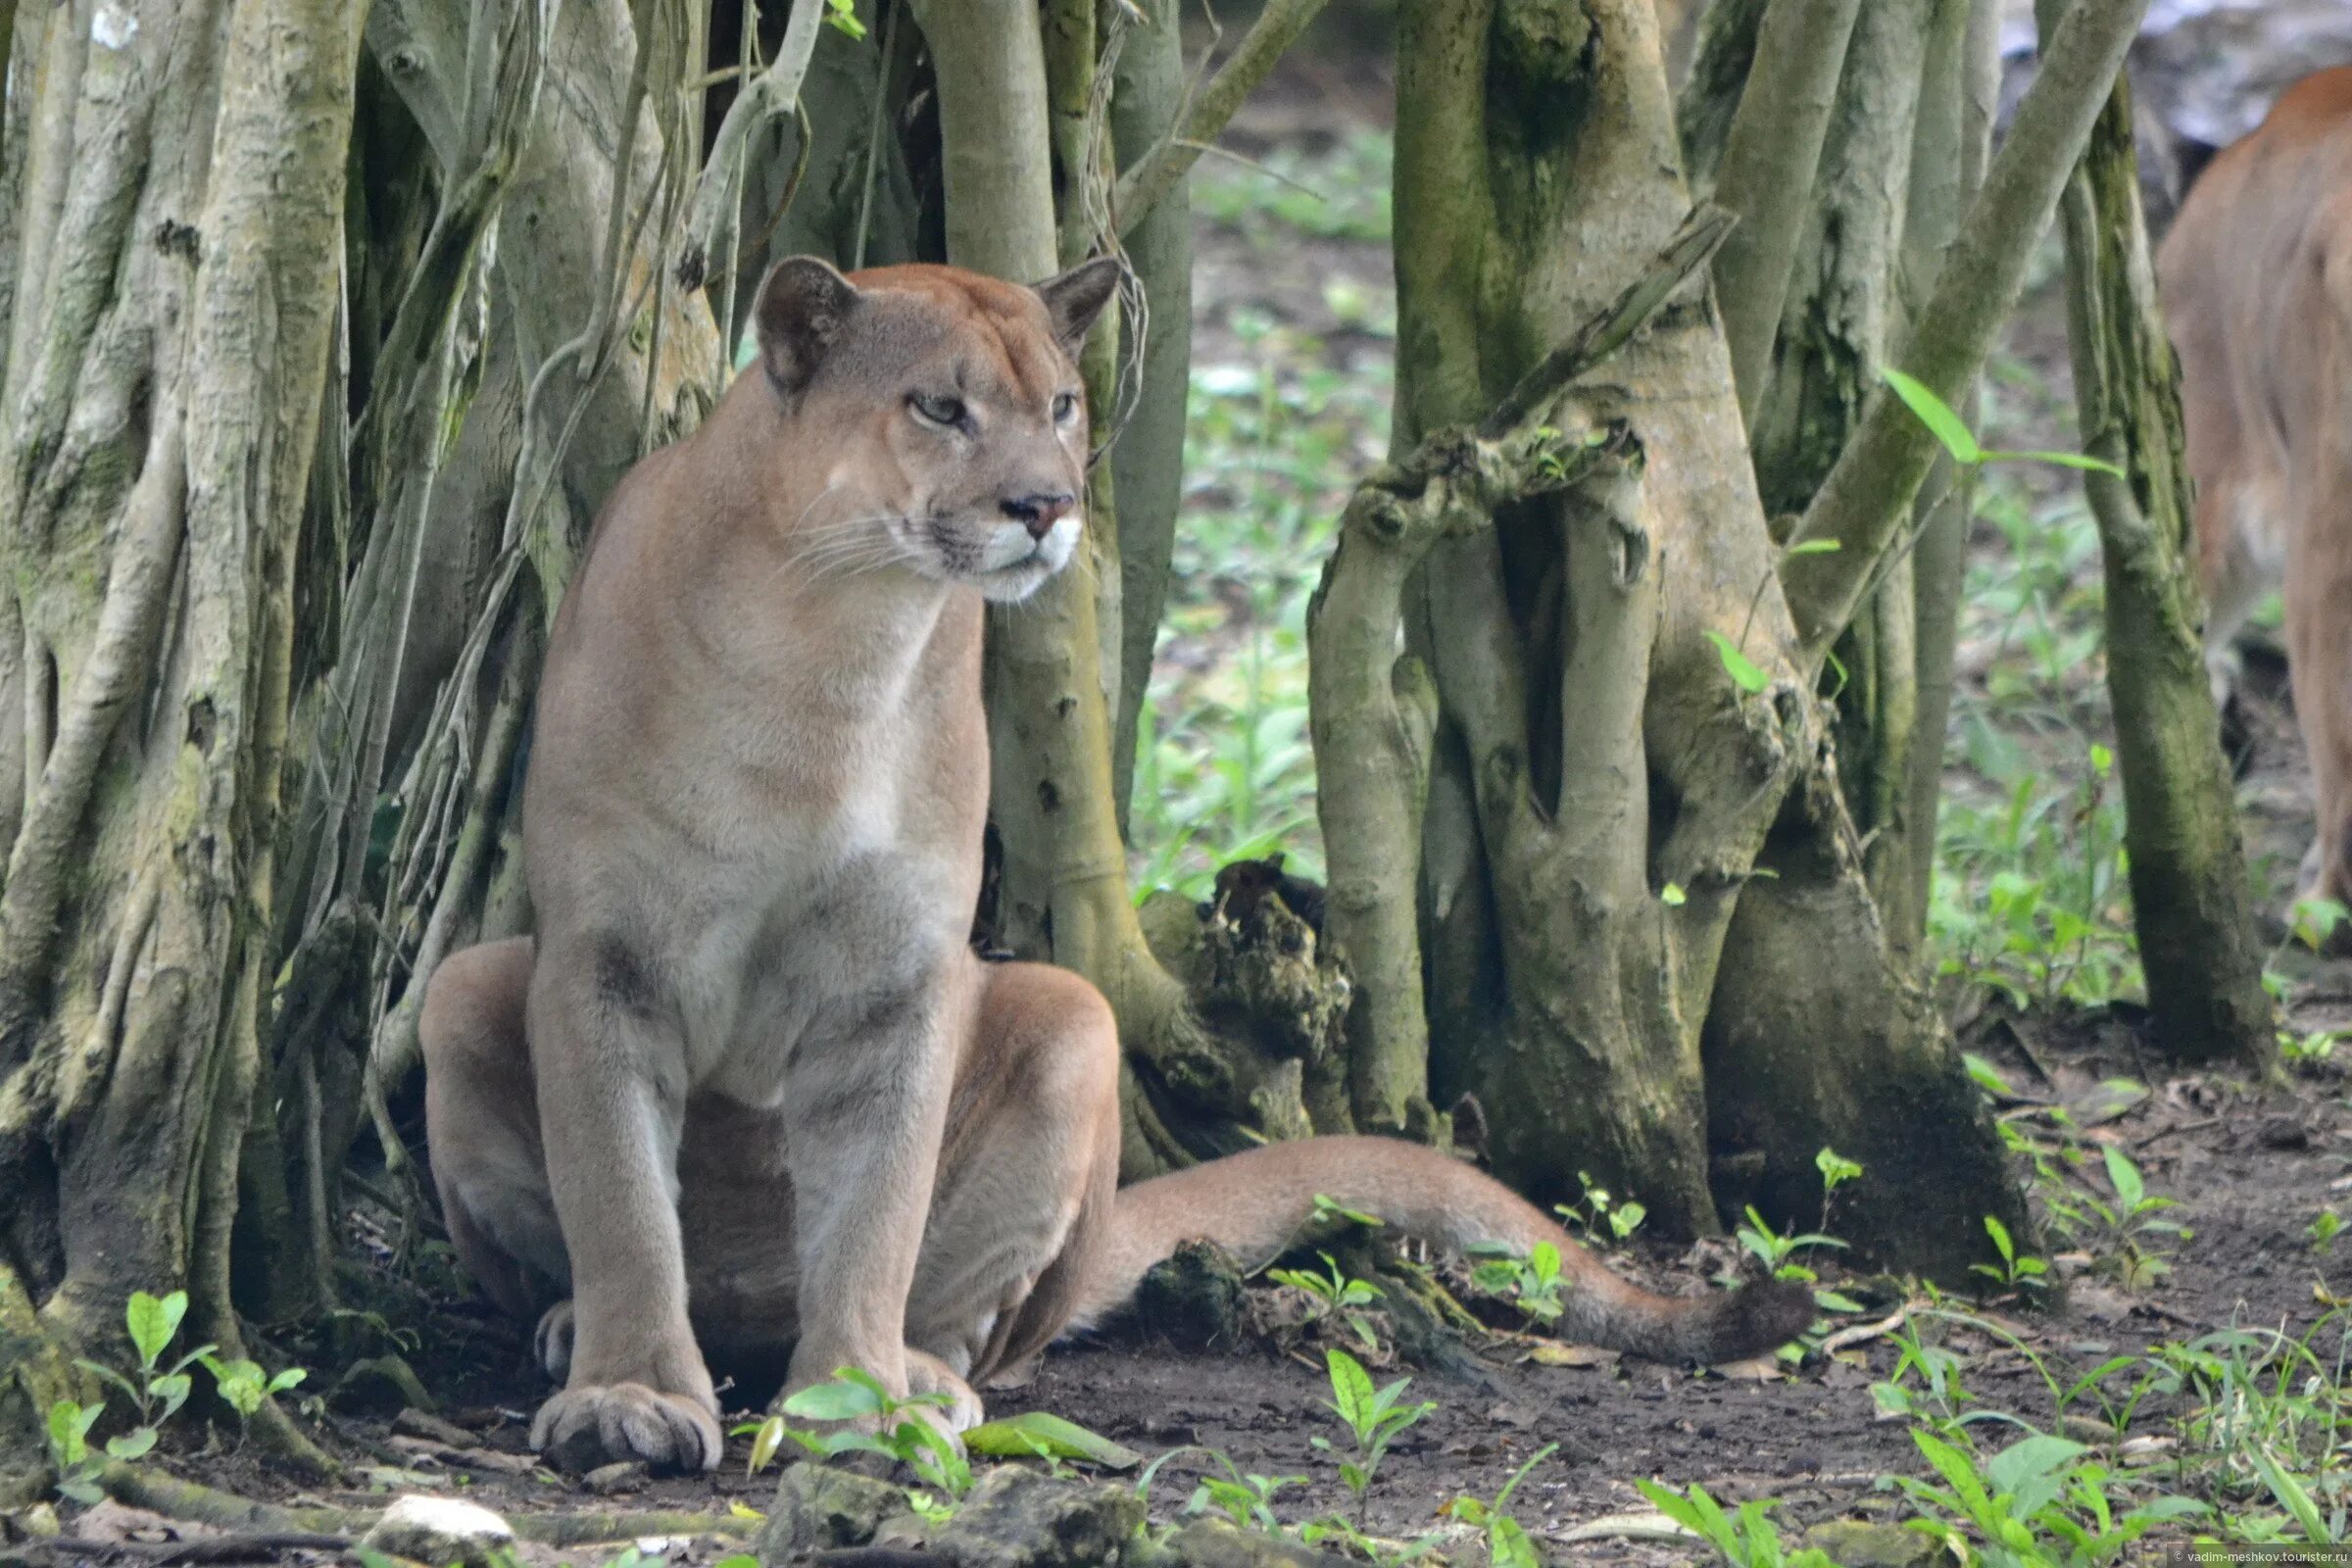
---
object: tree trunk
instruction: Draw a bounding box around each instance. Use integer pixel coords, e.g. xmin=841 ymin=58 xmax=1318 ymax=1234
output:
xmin=1382 ymin=0 xmax=2026 ymax=1267
xmin=1746 ymin=0 xmax=1930 ymax=956
xmin=2041 ymin=13 xmax=2272 ymax=1070
xmin=1107 ymin=0 xmax=1194 ymax=832
xmin=0 ymin=0 xmax=362 ymax=1491
xmin=1706 ymin=0 xmax=1865 ymax=420
xmin=1901 ymin=0 xmax=2001 ymax=949
xmin=232 ymin=0 xmax=728 ymax=1316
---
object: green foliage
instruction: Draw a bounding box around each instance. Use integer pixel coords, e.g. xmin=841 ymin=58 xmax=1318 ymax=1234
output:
xmin=1883 ymin=368 xmax=2125 ymax=478
xmin=1637 ymin=1479 xmax=1838 ymax=1568
xmin=1468 ymin=1240 xmax=1571 ymax=1331
xmin=739 ymin=1367 xmax=972 ymax=1503
xmin=50 ymin=1288 xmax=304 ymax=1502
xmin=1917 ymin=349 xmax=2146 ymax=1013
xmin=1891 ymin=1426 xmax=2203 ymax=1564
xmin=200 ymin=1355 xmax=306 ymax=1421
xmin=2038 ymin=1146 xmax=2189 ymax=1291
xmin=1186 ymin=1461 xmax=1307 ymax=1535
xmin=1190 ymin=131 xmax=1394 ymax=246
xmin=1736 ymin=1205 xmax=1846 ymax=1284
xmin=1265 ymin=1252 xmax=1386 ymax=1353
xmin=1128 ymin=136 xmax=1395 ymax=899
xmin=1443 ymin=1446 xmax=1556 ymax=1568
xmin=1705 ymin=629 xmax=1771 ymax=694
xmin=1311 ymin=1348 xmax=1435 ymax=1528
xmin=1969 ymin=1213 xmax=2050 ymax=1295
xmin=1550 ymin=1170 xmax=1646 ymax=1247
xmin=964 ymin=1410 xmax=1143 ymax=1471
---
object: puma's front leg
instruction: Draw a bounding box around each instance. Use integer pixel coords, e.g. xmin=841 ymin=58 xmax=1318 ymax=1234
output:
xmin=527 ymin=934 xmax=722 ymax=1473
xmin=781 ymin=983 xmax=962 ymax=1431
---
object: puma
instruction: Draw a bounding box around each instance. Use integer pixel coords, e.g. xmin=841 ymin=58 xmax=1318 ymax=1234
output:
xmin=2160 ymin=66 xmax=2352 ymax=905
xmin=418 ymin=257 xmax=1815 ymax=1476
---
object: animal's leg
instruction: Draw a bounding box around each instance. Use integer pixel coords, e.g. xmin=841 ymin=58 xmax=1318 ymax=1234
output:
xmin=523 ymin=932 xmax=721 ymax=1473
xmin=420 ymin=938 xmax=573 ymax=1361
xmin=2284 ymin=484 xmax=2352 ymax=909
xmin=776 ymin=971 xmax=967 ymax=1422
xmin=2197 ymin=483 xmax=2271 ymax=716
xmin=906 ymin=961 xmax=1121 ymax=1402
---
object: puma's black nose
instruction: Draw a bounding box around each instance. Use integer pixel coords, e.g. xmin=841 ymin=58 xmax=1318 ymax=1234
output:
xmin=1003 ymin=492 xmax=1076 ymax=540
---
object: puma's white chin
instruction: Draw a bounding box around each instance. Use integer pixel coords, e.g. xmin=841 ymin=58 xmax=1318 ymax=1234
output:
xmin=973 ymin=515 xmax=1080 ymax=603
xmin=977 ymin=558 xmax=1060 ymax=604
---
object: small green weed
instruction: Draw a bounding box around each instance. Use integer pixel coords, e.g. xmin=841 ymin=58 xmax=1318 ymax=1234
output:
xmin=1467 ymin=1240 xmax=1568 ymax=1331
xmin=2039 ymin=1146 xmax=2189 ymax=1290
xmin=1736 ymin=1205 xmax=1846 ymax=1284
xmin=1442 ymin=1445 xmax=1557 ymax=1568
xmin=1550 ymin=1170 xmax=1645 ymax=1247
xmin=1969 ymin=1213 xmax=2050 ymax=1296
xmin=1636 ymin=1479 xmax=1835 ymax=1568
xmin=740 ymin=1367 xmax=971 ymax=1501
xmin=1310 ymin=1348 xmax=1435 ymax=1529
xmin=1265 ymin=1252 xmax=1386 ymax=1354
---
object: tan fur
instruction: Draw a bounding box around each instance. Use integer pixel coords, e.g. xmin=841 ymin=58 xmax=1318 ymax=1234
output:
xmin=419 ymin=257 xmax=1813 ymax=1477
xmin=2161 ymin=67 xmax=2352 ymax=905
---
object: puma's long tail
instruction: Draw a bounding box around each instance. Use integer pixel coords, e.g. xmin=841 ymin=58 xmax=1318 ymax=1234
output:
xmin=1072 ymin=1136 xmax=1815 ymax=1365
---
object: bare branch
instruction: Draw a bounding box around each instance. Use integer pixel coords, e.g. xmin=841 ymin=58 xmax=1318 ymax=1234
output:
xmin=1111 ymin=0 xmax=1330 ymax=239
xmin=1779 ymin=0 xmax=2151 ymax=658
xmin=1710 ymin=0 xmax=1865 ymax=418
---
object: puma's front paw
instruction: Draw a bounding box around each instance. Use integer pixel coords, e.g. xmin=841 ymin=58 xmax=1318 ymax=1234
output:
xmin=530 ymin=1382 xmax=723 ymax=1474
xmin=905 ymin=1348 xmax=984 ymax=1435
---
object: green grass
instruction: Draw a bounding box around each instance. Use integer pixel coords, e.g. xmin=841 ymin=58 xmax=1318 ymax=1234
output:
xmin=1925 ymin=354 xmax=2143 ymax=1015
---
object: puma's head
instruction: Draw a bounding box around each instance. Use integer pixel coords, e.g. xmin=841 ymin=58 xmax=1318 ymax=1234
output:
xmin=751 ymin=255 xmax=1122 ymax=604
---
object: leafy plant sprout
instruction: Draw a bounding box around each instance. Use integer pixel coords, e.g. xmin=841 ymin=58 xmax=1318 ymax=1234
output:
xmin=1265 ymin=1252 xmax=1386 ymax=1354
xmin=739 ymin=1367 xmax=971 ymax=1502
xmin=1310 ymin=1348 xmax=1435 ymax=1530
xmin=1550 ymin=1169 xmax=1645 ymax=1247
xmin=47 ymin=1288 xmax=307 ymax=1502
xmin=1468 ymin=1240 xmax=1569 ymax=1331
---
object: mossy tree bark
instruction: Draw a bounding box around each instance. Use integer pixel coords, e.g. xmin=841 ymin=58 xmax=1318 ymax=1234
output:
xmin=1901 ymin=0 xmax=2002 ymax=948
xmin=1747 ymin=0 xmax=1930 ymax=956
xmin=2040 ymin=11 xmax=2271 ymax=1069
xmin=1312 ymin=0 xmax=2162 ymax=1274
xmin=910 ymin=0 xmax=1361 ymax=1175
xmin=1106 ymin=0 xmax=1194 ymax=829
xmin=1370 ymin=0 xmax=2025 ymax=1269
xmin=0 ymin=0 xmax=362 ymax=1493
xmin=237 ymin=0 xmax=726 ymax=1320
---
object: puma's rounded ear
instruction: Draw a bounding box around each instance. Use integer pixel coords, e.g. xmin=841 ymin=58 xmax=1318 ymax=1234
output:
xmin=1032 ymin=256 xmax=1123 ymax=354
xmin=754 ymin=256 xmax=860 ymax=400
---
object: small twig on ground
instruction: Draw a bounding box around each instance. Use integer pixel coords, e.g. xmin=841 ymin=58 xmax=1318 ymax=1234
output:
xmin=2132 ymin=1116 xmax=2220 ymax=1152
xmin=1819 ymin=1304 xmax=1914 ymax=1356
xmin=97 ymin=1464 xmax=754 ymax=1547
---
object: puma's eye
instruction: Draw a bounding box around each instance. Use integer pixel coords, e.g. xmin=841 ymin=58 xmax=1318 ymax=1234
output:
xmin=909 ymin=393 xmax=966 ymax=429
xmin=1052 ymin=391 xmax=1079 ymax=424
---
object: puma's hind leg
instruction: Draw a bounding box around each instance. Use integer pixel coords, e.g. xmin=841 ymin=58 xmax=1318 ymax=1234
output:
xmin=904 ymin=960 xmax=1121 ymax=1399
xmin=420 ymin=939 xmax=570 ymax=1331
xmin=2283 ymin=480 xmax=2352 ymax=911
